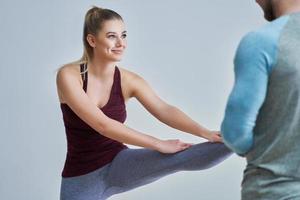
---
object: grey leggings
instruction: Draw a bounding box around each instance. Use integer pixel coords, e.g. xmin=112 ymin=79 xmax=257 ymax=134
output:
xmin=60 ymin=142 xmax=232 ymax=200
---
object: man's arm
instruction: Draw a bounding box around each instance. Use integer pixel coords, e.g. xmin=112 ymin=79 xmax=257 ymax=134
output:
xmin=221 ymin=31 xmax=275 ymax=156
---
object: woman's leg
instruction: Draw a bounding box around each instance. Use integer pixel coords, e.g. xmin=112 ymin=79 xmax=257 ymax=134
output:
xmin=60 ymin=164 xmax=111 ymax=200
xmin=102 ymin=142 xmax=232 ymax=199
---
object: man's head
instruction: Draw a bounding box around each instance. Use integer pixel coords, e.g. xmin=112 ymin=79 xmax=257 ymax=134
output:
xmin=256 ymin=0 xmax=276 ymax=21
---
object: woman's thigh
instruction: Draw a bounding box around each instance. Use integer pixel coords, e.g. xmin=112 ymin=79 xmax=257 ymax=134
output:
xmin=103 ymin=142 xmax=232 ymax=198
xmin=60 ymin=164 xmax=110 ymax=200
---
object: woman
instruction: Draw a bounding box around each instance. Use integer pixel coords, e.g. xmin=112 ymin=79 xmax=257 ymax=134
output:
xmin=56 ymin=6 xmax=232 ymax=200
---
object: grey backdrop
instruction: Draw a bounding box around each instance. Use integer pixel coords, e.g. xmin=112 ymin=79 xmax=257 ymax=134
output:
xmin=0 ymin=0 xmax=265 ymax=199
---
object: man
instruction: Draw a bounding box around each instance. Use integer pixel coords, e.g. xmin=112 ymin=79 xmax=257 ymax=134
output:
xmin=221 ymin=0 xmax=300 ymax=199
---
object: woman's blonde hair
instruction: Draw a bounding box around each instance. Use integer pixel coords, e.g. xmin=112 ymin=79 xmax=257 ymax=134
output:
xmin=56 ymin=6 xmax=123 ymax=72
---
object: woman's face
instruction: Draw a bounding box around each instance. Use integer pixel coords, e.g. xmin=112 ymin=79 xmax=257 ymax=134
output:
xmin=89 ymin=19 xmax=127 ymax=62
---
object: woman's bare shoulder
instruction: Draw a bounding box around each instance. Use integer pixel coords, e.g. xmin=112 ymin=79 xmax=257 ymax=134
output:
xmin=57 ymin=63 xmax=81 ymax=76
xmin=56 ymin=63 xmax=83 ymax=84
xmin=56 ymin=63 xmax=82 ymax=102
xmin=118 ymin=66 xmax=143 ymax=81
xmin=117 ymin=66 xmax=144 ymax=99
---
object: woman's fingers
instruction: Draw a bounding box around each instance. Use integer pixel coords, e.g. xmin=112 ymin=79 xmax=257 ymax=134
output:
xmin=213 ymin=135 xmax=223 ymax=143
xmin=159 ymin=139 xmax=193 ymax=153
xmin=178 ymin=141 xmax=193 ymax=151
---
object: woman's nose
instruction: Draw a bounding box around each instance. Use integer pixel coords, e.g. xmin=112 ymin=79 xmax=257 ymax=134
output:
xmin=116 ymin=37 xmax=124 ymax=47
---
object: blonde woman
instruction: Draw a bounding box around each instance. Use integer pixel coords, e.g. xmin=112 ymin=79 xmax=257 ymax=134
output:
xmin=56 ymin=6 xmax=232 ymax=200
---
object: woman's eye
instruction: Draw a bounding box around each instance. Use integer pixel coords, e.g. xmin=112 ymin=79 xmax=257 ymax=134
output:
xmin=122 ymin=34 xmax=127 ymax=38
xmin=108 ymin=35 xmax=116 ymax=38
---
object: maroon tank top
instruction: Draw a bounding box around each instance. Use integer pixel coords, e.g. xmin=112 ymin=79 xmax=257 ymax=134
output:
xmin=60 ymin=63 xmax=128 ymax=177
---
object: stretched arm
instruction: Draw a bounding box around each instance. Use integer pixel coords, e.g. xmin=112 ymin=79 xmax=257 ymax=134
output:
xmin=221 ymin=32 xmax=275 ymax=156
xmin=56 ymin=66 xmax=191 ymax=154
xmin=125 ymin=70 xmax=220 ymax=142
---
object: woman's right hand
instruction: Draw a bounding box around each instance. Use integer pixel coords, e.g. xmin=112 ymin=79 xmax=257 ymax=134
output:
xmin=155 ymin=139 xmax=193 ymax=154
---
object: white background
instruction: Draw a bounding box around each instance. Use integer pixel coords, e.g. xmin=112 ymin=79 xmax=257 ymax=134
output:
xmin=0 ymin=0 xmax=265 ymax=199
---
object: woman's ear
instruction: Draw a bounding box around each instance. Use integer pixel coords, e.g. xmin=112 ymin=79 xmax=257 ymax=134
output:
xmin=86 ymin=34 xmax=96 ymax=48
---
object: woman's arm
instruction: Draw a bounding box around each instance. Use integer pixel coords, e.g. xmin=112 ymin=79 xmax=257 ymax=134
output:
xmin=122 ymin=69 xmax=222 ymax=142
xmin=56 ymin=66 xmax=191 ymax=153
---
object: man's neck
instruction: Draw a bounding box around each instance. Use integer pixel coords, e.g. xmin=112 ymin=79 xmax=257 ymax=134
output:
xmin=273 ymin=0 xmax=300 ymax=18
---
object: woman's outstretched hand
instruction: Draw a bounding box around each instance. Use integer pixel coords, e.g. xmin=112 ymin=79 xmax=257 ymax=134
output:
xmin=155 ymin=139 xmax=193 ymax=154
xmin=206 ymin=131 xmax=223 ymax=143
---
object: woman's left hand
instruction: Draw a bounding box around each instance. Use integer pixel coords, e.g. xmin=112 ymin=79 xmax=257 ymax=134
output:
xmin=206 ymin=131 xmax=223 ymax=143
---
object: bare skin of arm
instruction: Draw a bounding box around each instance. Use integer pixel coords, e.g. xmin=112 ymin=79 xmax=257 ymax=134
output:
xmin=56 ymin=65 xmax=191 ymax=154
xmin=120 ymin=68 xmax=222 ymax=143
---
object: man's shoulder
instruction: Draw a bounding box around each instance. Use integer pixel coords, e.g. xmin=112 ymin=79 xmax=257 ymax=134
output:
xmin=239 ymin=16 xmax=290 ymax=49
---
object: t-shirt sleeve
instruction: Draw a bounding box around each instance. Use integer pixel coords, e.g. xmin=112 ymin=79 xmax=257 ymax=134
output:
xmin=221 ymin=31 xmax=276 ymax=156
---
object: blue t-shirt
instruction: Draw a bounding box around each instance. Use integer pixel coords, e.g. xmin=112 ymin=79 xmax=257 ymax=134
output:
xmin=221 ymin=15 xmax=290 ymax=155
